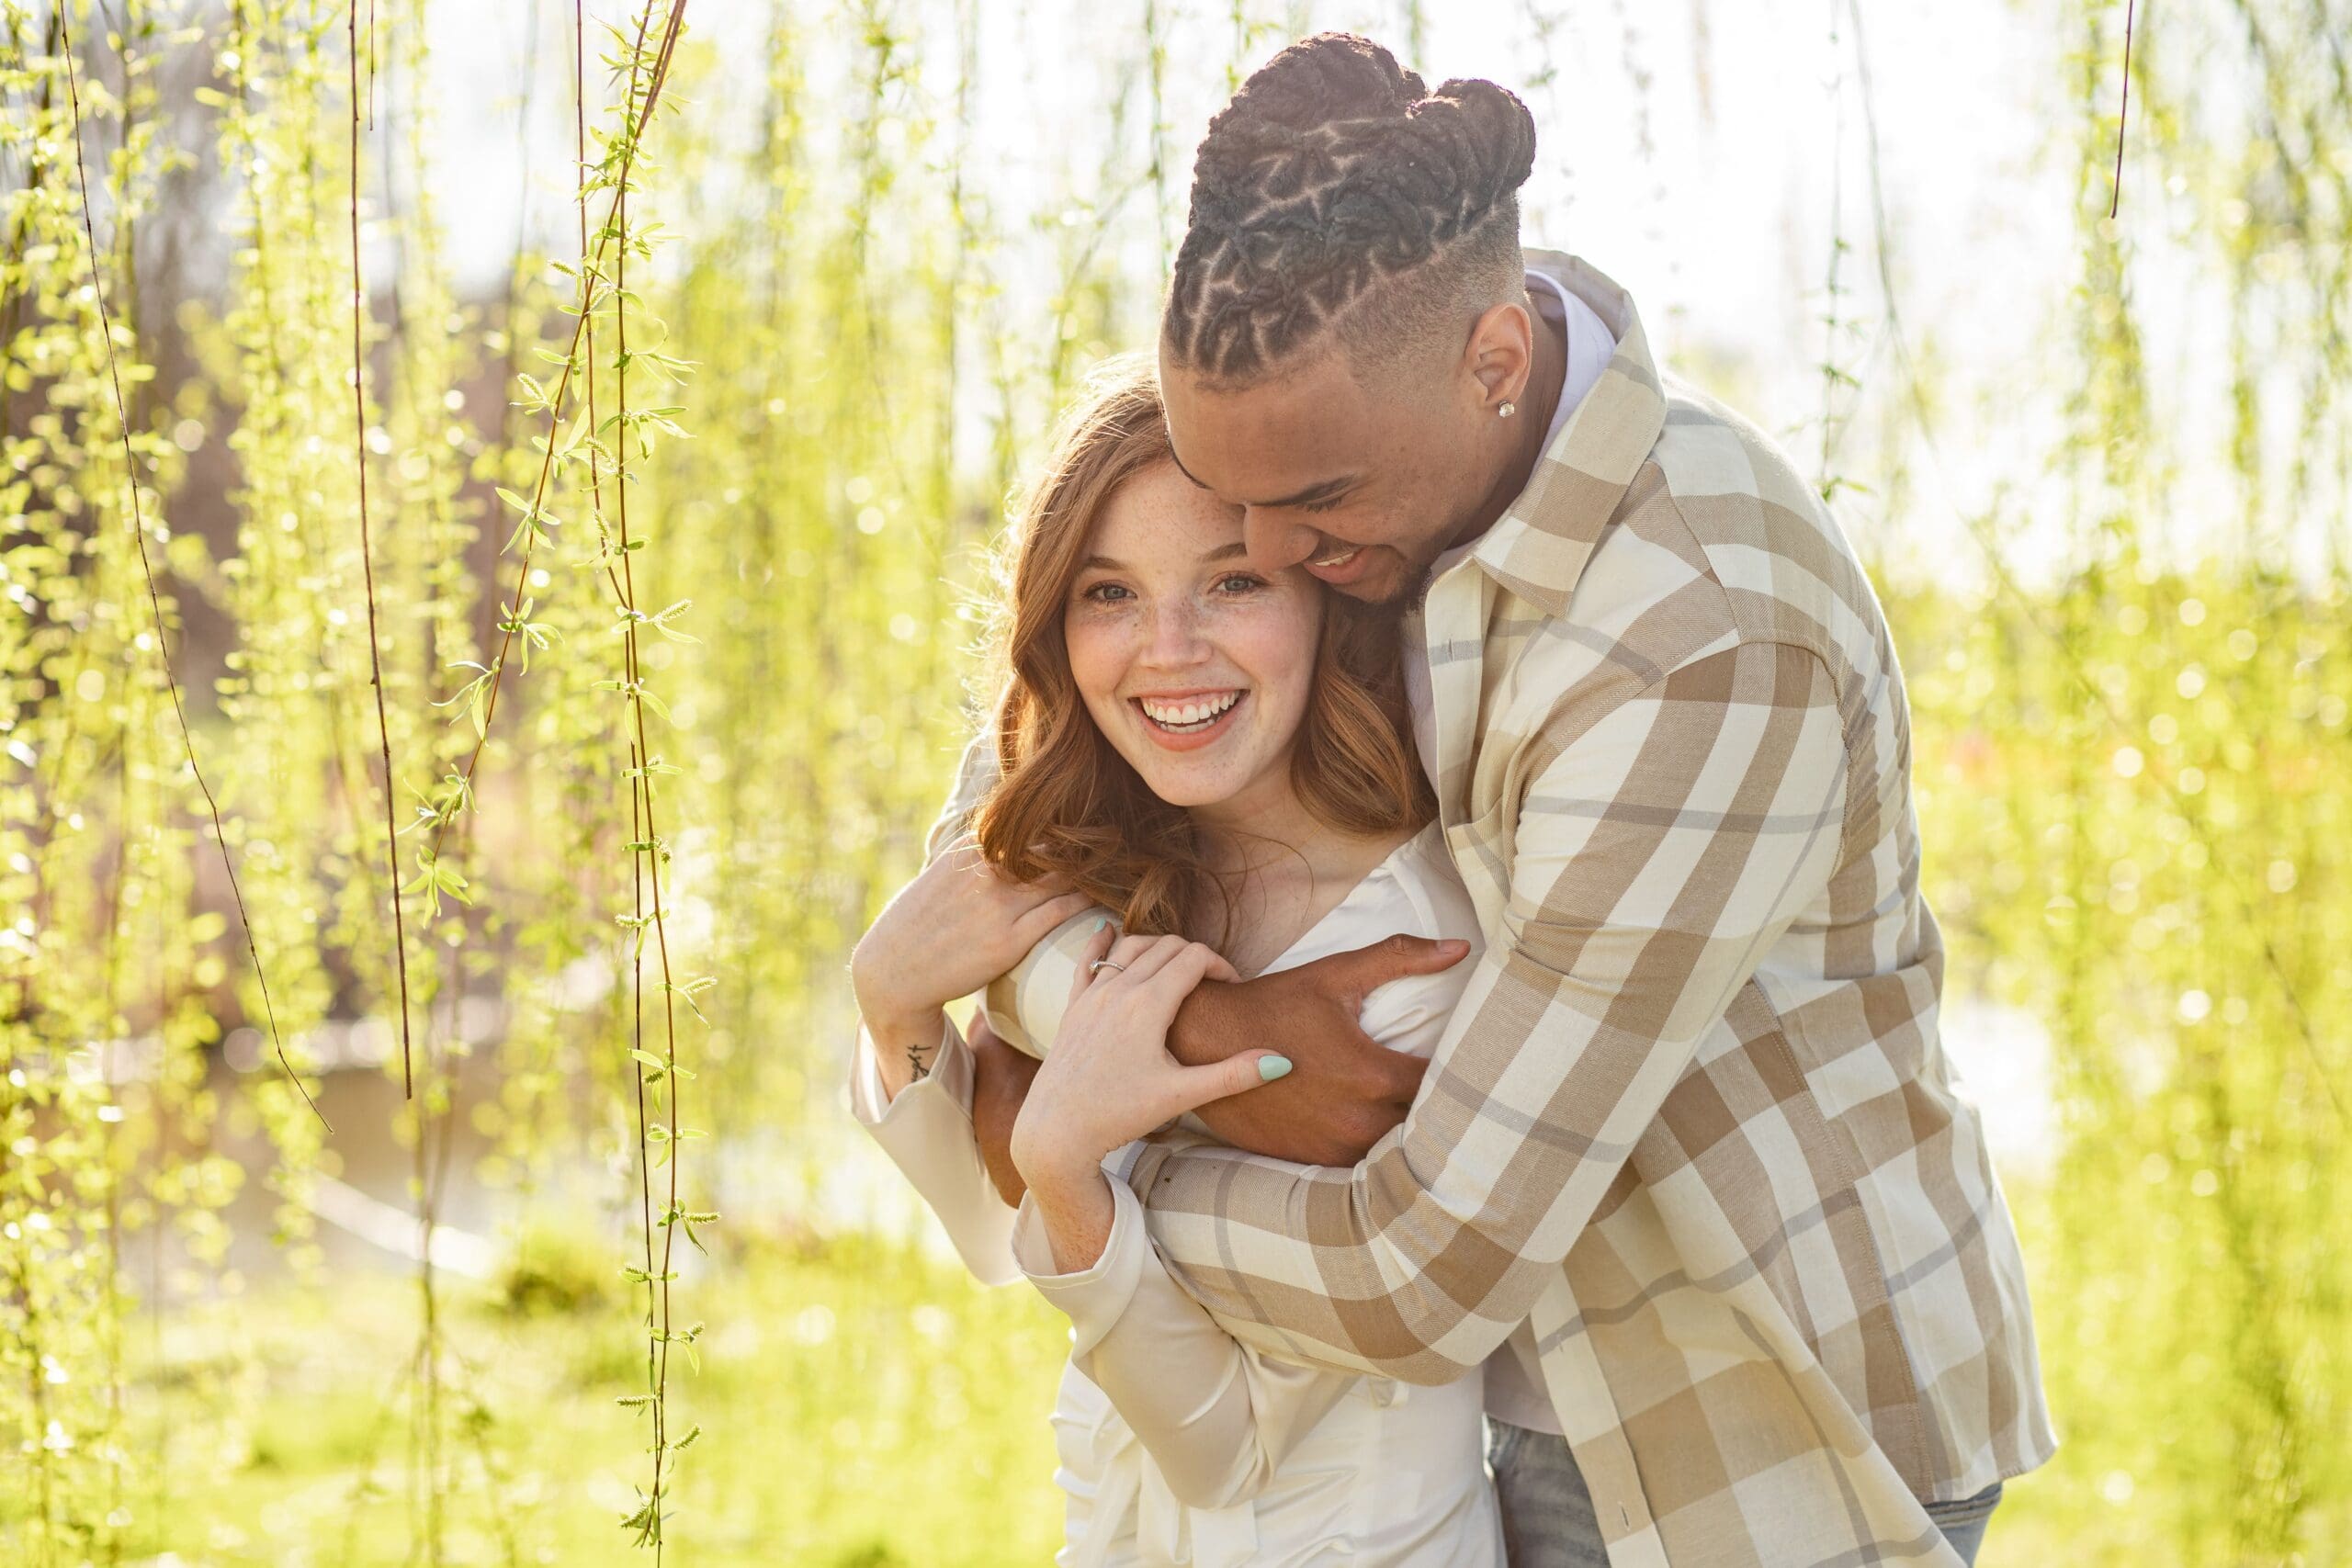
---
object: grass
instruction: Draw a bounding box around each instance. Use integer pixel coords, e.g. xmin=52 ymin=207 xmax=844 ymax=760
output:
xmin=128 ymin=1227 xmax=1071 ymax=1566
xmin=96 ymin=1170 xmax=2352 ymax=1568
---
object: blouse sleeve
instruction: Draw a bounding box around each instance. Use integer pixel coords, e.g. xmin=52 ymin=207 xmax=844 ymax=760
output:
xmin=1012 ymin=1177 xmax=1357 ymax=1510
xmin=849 ymin=1015 xmax=1021 ymax=1287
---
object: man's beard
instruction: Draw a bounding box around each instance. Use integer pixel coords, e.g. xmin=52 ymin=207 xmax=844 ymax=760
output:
xmin=1376 ymin=536 xmax=1451 ymax=615
xmin=1324 ymin=517 xmax=1456 ymax=612
xmin=1398 ymin=556 xmax=1443 ymax=615
xmin=1388 ymin=509 xmax=1477 ymax=615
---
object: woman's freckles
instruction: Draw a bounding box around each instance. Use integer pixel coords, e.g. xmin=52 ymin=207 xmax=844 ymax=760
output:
xmin=1060 ymin=461 xmax=1322 ymax=810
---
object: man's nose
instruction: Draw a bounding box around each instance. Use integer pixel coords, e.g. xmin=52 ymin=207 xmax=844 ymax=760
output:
xmin=1242 ymin=509 xmax=1321 ymax=572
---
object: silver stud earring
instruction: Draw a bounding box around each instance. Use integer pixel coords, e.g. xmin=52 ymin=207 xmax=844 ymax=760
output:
xmin=1498 ymin=400 xmax=1518 ymax=420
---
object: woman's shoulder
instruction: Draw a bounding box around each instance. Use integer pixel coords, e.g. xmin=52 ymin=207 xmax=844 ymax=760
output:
xmin=1270 ymin=822 xmax=1485 ymax=1057
xmin=1350 ymin=821 xmax=1482 ymax=948
xmin=1276 ymin=822 xmax=1481 ymax=954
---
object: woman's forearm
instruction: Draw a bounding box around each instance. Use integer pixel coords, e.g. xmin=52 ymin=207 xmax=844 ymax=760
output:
xmin=1024 ymin=1163 xmax=1117 ymax=1273
xmin=850 ymin=1013 xmax=1025 ymax=1286
xmin=863 ymin=1005 xmax=949 ymax=1101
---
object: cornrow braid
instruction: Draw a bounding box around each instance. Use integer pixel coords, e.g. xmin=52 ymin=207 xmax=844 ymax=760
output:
xmin=1164 ymin=32 xmax=1538 ymax=384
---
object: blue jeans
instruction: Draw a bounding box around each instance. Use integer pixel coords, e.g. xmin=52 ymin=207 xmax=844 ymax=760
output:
xmin=1486 ymin=1420 xmax=2004 ymax=1566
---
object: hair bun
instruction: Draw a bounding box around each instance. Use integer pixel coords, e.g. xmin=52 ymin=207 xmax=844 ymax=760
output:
xmin=1224 ymin=32 xmax=1427 ymax=130
xmin=1414 ymin=78 xmax=1537 ymax=206
xmin=1168 ymin=35 xmax=1536 ymax=381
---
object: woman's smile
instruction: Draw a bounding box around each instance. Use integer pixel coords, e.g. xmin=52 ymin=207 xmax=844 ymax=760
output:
xmin=1130 ymin=687 xmax=1250 ymax=750
xmin=1062 ymin=458 xmax=1322 ymax=813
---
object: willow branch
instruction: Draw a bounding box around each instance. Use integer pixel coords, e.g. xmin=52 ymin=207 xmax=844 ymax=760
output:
xmin=56 ymin=2 xmax=323 ymax=1130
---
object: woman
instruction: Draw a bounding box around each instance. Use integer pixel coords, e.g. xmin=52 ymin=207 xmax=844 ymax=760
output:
xmin=849 ymin=355 xmax=1502 ymax=1567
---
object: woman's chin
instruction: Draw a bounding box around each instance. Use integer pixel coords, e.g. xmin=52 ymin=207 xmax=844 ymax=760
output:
xmin=1148 ymin=782 xmax=1232 ymax=810
xmin=1096 ymin=699 xmax=1292 ymax=812
xmin=1126 ymin=758 xmax=1240 ymax=810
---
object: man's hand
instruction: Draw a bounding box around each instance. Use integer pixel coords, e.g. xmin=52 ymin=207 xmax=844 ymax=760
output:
xmin=967 ymin=1014 xmax=1040 ymax=1207
xmin=1170 ymin=935 xmax=1471 ymax=1165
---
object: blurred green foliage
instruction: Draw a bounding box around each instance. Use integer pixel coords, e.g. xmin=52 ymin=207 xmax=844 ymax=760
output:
xmin=1895 ymin=567 xmax=2351 ymax=1564
xmin=4 ymin=0 xmax=2348 ymax=1563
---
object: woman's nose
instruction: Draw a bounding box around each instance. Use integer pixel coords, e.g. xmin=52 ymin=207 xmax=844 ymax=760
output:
xmin=1142 ymin=599 xmax=1209 ymax=665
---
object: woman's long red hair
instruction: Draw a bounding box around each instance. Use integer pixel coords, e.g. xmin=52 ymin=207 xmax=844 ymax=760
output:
xmin=972 ymin=355 xmax=1432 ymax=941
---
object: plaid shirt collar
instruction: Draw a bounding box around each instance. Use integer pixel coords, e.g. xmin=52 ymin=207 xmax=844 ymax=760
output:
xmin=1466 ymin=251 xmax=1668 ymax=620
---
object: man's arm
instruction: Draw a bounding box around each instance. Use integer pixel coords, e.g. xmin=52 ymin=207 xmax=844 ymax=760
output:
xmin=977 ymin=935 xmax=1457 ymax=1167
xmin=921 ymin=727 xmax=1000 ymax=861
xmin=1122 ymin=641 xmax=1851 ymax=1383
xmin=946 ymin=725 xmax=1454 ymax=1166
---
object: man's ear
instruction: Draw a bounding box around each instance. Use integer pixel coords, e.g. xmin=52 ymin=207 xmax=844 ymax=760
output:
xmin=1463 ymin=299 xmax=1535 ymax=412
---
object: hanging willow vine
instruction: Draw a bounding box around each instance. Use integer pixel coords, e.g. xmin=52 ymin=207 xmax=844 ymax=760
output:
xmin=3 ymin=1 xmax=2348 ymax=1563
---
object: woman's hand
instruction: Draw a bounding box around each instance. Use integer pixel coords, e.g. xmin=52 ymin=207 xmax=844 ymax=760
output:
xmin=1011 ymin=927 xmax=1288 ymax=1272
xmin=851 ymin=835 xmax=1096 ymax=1098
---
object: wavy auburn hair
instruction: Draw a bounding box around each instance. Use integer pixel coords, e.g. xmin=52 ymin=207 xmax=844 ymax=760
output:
xmin=972 ymin=355 xmax=1433 ymax=942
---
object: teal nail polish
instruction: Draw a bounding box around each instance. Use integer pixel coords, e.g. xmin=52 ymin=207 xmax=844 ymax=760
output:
xmin=1258 ymin=1055 xmax=1293 ymax=1082
xmin=1091 ymin=916 xmax=1110 ymax=933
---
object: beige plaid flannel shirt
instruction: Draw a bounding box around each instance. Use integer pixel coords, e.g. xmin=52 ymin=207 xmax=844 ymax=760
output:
xmin=949 ymin=252 xmax=2054 ymax=1567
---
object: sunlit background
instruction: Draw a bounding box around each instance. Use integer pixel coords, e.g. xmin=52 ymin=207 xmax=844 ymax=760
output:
xmin=3 ymin=0 xmax=2346 ymax=1562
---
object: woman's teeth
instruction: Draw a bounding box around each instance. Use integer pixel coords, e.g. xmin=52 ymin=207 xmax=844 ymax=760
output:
xmin=1137 ymin=692 xmax=1241 ymax=732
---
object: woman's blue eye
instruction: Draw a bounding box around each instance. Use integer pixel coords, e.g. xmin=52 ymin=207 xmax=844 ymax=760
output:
xmin=1082 ymin=582 xmax=1131 ymax=604
xmin=1217 ymin=574 xmax=1262 ymax=594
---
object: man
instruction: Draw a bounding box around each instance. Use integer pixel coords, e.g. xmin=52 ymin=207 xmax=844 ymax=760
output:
xmin=866 ymin=33 xmax=2052 ymax=1567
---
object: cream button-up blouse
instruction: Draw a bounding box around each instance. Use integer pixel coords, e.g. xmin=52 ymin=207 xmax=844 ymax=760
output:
xmin=852 ymin=822 xmax=1503 ymax=1567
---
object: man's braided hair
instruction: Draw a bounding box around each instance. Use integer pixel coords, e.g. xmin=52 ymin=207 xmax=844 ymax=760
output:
xmin=1162 ymin=32 xmax=1538 ymax=387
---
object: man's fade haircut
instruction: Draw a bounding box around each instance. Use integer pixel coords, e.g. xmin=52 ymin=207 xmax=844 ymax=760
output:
xmin=1161 ymin=32 xmax=1537 ymax=389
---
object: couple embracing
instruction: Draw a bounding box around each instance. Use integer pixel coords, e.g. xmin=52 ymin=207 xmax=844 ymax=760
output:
xmin=849 ymin=33 xmax=2052 ymax=1568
